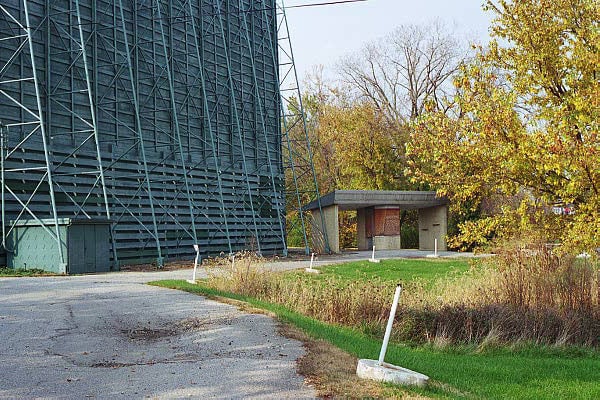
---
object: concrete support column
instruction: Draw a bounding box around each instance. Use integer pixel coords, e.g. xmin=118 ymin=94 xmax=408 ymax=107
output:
xmin=418 ymin=205 xmax=448 ymax=251
xmin=310 ymin=205 xmax=339 ymax=253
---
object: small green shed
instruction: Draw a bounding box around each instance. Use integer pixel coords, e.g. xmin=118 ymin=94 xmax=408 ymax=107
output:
xmin=7 ymin=218 xmax=112 ymax=274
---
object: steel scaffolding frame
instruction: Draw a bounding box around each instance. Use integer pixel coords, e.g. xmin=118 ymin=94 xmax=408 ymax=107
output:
xmin=0 ymin=0 xmax=111 ymax=268
xmin=274 ymin=0 xmax=330 ymax=254
xmin=0 ymin=0 xmax=327 ymax=268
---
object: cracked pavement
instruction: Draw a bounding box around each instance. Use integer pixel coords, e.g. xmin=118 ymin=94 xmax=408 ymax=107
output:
xmin=0 ymin=270 xmax=316 ymax=399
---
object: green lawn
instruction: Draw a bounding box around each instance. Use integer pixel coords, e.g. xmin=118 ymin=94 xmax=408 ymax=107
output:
xmin=149 ymin=279 xmax=600 ymax=400
xmin=304 ymin=258 xmax=472 ymax=283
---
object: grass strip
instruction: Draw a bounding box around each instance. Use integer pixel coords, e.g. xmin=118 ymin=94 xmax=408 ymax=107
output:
xmin=303 ymin=258 xmax=472 ymax=283
xmin=149 ymin=279 xmax=600 ymax=400
xmin=0 ymin=267 xmax=58 ymax=277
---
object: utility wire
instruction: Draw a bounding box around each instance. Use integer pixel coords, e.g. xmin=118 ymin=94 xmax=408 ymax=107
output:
xmin=77 ymin=0 xmax=371 ymax=23
xmin=286 ymin=0 xmax=369 ymax=9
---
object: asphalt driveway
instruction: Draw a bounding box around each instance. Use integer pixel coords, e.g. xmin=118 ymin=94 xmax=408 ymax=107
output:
xmin=0 ymin=270 xmax=316 ymax=399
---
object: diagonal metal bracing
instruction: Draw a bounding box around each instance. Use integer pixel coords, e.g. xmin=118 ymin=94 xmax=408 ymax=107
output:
xmin=274 ymin=0 xmax=329 ymax=254
xmin=45 ymin=0 xmax=111 ymax=256
xmin=1 ymin=0 xmax=289 ymax=265
xmin=154 ymin=0 xmax=218 ymax=249
xmin=146 ymin=0 xmax=284 ymax=256
xmin=0 ymin=4 xmax=61 ymax=256
xmin=258 ymin=0 xmax=330 ymax=254
xmin=0 ymin=0 xmax=112 ymax=266
xmin=153 ymin=0 xmax=198 ymax=248
xmin=237 ymin=0 xmax=287 ymax=255
xmin=213 ymin=0 xmax=263 ymax=254
xmin=95 ymin=0 xmax=164 ymax=265
xmin=169 ymin=0 xmax=235 ymax=253
xmin=94 ymin=0 xmax=229 ymax=260
xmin=131 ymin=0 xmax=202 ymax=258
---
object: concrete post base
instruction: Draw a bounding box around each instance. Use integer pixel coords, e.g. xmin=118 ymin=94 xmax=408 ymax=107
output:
xmin=356 ymin=359 xmax=429 ymax=387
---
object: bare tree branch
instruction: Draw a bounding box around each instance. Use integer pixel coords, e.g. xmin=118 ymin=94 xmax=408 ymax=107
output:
xmin=338 ymin=20 xmax=467 ymax=122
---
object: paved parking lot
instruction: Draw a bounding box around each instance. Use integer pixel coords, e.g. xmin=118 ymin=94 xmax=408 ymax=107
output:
xmin=0 ymin=271 xmax=315 ymax=399
xmin=0 ymin=250 xmax=476 ymax=399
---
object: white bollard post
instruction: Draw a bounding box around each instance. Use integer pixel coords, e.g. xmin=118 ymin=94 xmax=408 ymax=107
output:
xmin=378 ymin=284 xmax=402 ymax=366
xmin=305 ymin=252 xmax=319 ymax=273
xmin=187 ymin=244 xmax=200 ymax=284
xmin=231 ymin=254 xmax=235 ymax=269
xmin=369 ymin=243 xmax=380 ymax=263
xmin=427 ymin=238 xmax=440 ymax=258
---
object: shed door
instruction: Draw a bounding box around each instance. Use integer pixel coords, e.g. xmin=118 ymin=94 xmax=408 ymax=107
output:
xmin=68 ymin=225 xmax=87 ymax=274
xmin=68 ymin=225 xmax=97 ymax=274
xmin=94 ymin=225 xmax=111 ymax=272
xmin=68 ymin=225 xmax=111 ymax=274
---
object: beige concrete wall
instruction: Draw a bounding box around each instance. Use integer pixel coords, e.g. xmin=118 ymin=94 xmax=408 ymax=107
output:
xmin=310 ymin=205 xmax=340 ymax=253
xmin=418 ymin=205 xmax=448 ymax=251
xmin=373 ymin=235 xmax=402 ymax=250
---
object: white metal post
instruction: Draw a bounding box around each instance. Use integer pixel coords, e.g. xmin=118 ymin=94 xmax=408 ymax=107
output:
xmin=369 ymin=243 xmax=380 ymax=263
xmin=305 ymin=252 xmax=318 ymax=273
xmin=187 ymin=244 xmax=200 ymax=284
xmin=378 ymin=284 xmax=402 ymax=365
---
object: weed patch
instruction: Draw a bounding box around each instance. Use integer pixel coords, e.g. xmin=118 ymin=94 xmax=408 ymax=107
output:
xmin=0 ymin=267 xmax=58 ymax=277
xmin=201 ymin=250 xmax=599 ymax=347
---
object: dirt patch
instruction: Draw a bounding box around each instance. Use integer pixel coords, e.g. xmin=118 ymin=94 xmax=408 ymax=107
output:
xmin=120 ymin=317 xmax=220 ymax=342
xmin=121 ymin=326 xmax=176 ymax=341
xmin=174 ymin=316 xmax=222 ymax=331
xmin=278 ymin=323 xmax=430 ymax=399
xmin=120 ymin=261 xmax=193 ymax=272
xmin=90 ymin=361 xmax=138 ymax=368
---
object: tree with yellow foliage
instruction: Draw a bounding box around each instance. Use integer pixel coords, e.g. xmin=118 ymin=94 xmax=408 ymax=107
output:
xmin=407 ymin=0 xmax=599 ymax=252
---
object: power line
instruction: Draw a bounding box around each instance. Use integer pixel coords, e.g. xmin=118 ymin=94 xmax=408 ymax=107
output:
xmin=137 ymin=1 xmax=370 ymax=18
xmin=287 ymin=0 xmax=369 ymax=9
xmin=139 ymin=1 xmax=371 ymax=18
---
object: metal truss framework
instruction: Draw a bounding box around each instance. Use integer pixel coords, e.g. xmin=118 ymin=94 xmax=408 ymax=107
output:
xmin=0 ymin=0 xmax=112 ymax=269
xmin=0 ymin=0 xmax=327 ymax=268
xmin=275 ymin=0 xmax=330 ymax=254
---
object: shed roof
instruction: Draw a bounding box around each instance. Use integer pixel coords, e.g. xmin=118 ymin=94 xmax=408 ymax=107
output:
xmin=304 ymin=190 xmax=448 ymax=211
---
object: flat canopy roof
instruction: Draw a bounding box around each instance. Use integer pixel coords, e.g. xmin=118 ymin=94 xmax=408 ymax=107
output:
xmin=304 ymin=190 xmax=448 ymax=211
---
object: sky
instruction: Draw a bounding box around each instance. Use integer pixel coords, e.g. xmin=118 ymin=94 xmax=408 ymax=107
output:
xmin=284 ymin=0 xmax=494 ymax=82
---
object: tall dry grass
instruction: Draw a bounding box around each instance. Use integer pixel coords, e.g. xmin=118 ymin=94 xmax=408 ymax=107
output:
xmin=206 ymin=254 xmax=395 ymax=328
xmin=204 ymin=246 xmax=600 ymax=347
